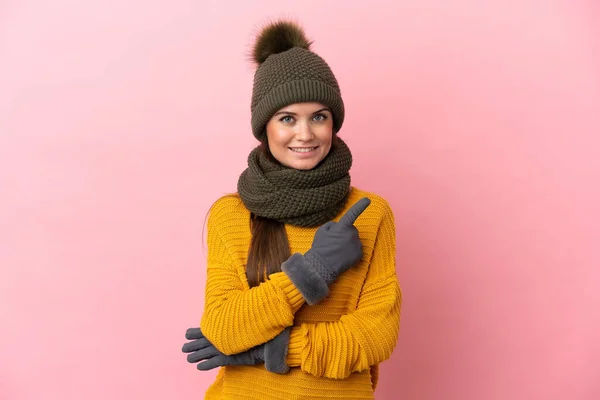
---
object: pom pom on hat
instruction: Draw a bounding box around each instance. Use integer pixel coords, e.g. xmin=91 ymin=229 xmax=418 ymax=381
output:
xmin=252 ymin=20 xmax=313 ymax=65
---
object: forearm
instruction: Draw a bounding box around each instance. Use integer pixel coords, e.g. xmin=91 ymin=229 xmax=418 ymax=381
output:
xmin=201 ymin=271 xmax=305 ymax=355
xmin=285 ymin=276 xmax=401 ymax=379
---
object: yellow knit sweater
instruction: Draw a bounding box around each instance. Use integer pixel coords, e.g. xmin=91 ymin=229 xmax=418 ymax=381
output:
xmin=200 ymin=187 xmax=402 ymax=400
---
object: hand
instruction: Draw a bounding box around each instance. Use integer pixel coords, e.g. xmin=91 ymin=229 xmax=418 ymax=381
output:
xmin=281 ymin=197 xmax=371 ymax=304
xmin=305 ymin=197 xmax=371 ymax=284
xmin=182 ymin=327 xmax=263 ymax=370
xmin=182 ymin=327 xmax=291 ymax=373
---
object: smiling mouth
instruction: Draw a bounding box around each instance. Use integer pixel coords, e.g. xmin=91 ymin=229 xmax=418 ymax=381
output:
xmin=289 ymin=146 xmax=318 ymax=153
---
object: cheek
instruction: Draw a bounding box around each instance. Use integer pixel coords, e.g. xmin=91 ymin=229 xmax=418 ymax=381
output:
xmin=271 ymin=130 xmax=287 ymax=147
xmin=266 ymin=126 xmax=292 ymax=151
xmin=316 ymin=128 xmax=333 ymax=146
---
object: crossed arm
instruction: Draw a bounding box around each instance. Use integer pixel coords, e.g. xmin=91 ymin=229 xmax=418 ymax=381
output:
xmin=191 ymin=202 xmax=401 ymax=379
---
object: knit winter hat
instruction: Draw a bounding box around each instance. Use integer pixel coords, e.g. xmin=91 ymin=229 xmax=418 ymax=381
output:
xmin=250 ymin=20 xmax=345 ymax=142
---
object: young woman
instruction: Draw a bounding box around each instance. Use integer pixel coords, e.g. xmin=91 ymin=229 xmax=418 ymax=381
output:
xmin=182 ymin=19 xmax=402 ymax=400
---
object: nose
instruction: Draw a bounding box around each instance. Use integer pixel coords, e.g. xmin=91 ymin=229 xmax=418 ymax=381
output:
xmin=295 ymin=120 xmax=314 ymax=141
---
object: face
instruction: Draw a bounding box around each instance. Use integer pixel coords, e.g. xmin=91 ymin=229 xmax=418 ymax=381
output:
xmin=265 ymin=102 xmax=334 ymax=170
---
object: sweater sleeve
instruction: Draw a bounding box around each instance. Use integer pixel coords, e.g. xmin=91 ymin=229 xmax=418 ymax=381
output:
xmin=200 ymin=205 xmax=306 ymax=355
xmin=285 ymin=203 xmax=402 ymax=379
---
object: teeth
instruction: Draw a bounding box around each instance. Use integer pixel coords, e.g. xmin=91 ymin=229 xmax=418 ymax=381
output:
xmin=290 ymin=147 xmax=316 ymax=153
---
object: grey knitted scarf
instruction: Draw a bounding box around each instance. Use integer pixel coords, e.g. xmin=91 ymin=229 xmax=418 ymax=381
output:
xmin=237 ymin=136 xmax=352 ymax=227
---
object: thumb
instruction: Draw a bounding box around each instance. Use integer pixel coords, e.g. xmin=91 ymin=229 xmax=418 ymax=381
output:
xmin=319 ymin=221 xmax=336 ymax=231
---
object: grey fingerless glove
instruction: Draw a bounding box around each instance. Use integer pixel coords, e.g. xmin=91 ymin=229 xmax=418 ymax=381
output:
xmin=281 ymin=197 xmax=371 ymax=305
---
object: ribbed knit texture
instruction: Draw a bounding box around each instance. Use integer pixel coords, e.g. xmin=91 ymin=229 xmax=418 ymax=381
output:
xmin=200 ymin=187 xmax=402 ymax=400
xmin=250 ymin=46 xmax=344 ymax=140
xmin=237 ymin=136 xmax=352 ymax=227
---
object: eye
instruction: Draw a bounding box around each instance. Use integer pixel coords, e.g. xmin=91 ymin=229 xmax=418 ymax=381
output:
xmin=313 ymin=113 xmax=328 ymax=122
xmin=279 ymin=115 xmax=294 ymax=123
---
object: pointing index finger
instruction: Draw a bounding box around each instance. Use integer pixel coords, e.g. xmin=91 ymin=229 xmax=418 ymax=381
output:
xmin=338 ymin=197 xmax=371 ymax=226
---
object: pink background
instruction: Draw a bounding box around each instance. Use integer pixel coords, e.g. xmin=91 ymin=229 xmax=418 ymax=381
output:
xmin=1 ymin=1 xmax=599 ymax=399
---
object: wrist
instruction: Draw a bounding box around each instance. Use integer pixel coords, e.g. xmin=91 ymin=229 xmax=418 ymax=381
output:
xmin=264 ymin=327 xmax=292 ymax=374
xmin=281 ymin=252 xmax=329 ymax=305
xmin=304 ymin=249 xmax=336 ymax=285
xmin=253 ymin=344 xmax=267 ymax=363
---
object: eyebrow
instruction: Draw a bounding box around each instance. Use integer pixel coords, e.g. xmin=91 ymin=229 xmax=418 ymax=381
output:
xmin=273 ymin=107 xmax=331 ymax=116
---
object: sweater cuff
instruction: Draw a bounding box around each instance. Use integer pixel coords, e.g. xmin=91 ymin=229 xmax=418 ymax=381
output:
xmin=268 ymin=272 xmax=306 ymax=314
xmin=285 ymin=326 xmax=304 ymax=367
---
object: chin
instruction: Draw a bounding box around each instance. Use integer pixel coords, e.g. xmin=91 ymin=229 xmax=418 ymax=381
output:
xmin=288 ymin=160 xmax=319 ymax=170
